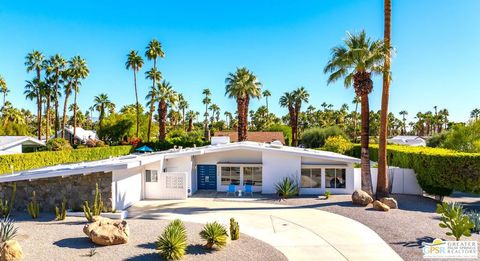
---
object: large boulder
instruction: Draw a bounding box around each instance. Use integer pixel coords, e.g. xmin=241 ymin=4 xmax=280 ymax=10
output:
xmin=1 ymin=240 xmax=23 ymax=261
xmin=351 ymin=189 xmax=373 ymax=206
xmin=372 ymin=200 xmax=390 ymax=212
xmin=83 ymin=217 xmax=129 ymax=246
xmin=380 ymin=197 xmax=398 ymax=209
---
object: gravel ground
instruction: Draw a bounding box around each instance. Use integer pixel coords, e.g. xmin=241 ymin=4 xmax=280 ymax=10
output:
xmin=249 ymin=194 xmax=480 ymax=261
xmin=11 ymin=213 xmax=287 ymax=261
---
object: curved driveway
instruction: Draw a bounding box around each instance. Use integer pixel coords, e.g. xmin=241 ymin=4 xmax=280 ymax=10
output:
xmin=128 ymin=199 xmax=402 ymax=261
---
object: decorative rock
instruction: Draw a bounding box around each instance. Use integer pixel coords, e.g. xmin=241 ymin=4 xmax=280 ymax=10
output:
xmin=83 ymin=217 xmax=129 ymax=246
xmin=1 ymin=240 xmax=24 ymax=261
xmin=351 ymin=189 xmax=373 ymax=206
xmin=380 ymin=197 xmax=398 ymax=209
xmin=372 ymin=200 xmax=390 ymax=211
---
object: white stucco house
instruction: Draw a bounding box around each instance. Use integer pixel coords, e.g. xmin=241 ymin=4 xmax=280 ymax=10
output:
xmin=0 ymin=140 xmax=362 ymax=210
xmin=387 ymin=135 xmax=426 ymax=147
xmin=54 ymin=126 xmax=98 ymax=145
xmin=0 ymin=136 xmax=45 ymax=155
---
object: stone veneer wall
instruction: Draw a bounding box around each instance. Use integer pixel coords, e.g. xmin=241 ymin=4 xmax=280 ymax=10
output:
xmin=0 ymin=172 xmax=113 ymax=212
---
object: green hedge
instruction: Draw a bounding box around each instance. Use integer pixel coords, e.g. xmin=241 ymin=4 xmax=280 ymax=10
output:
xmin=0 ymin=146 xmax=133 ymax=175
xmin=350 ymin=144 xmax=480 ymax=195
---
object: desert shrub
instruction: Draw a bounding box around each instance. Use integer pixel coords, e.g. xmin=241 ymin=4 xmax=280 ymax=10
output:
xmin=436 ymin=202 xmax=474 ymax=240
xmin=324 ymin=190 xmax=331 ymax=199
xmin=441 ymin=121 xmax=480 ymax=153
xmin=85 ymin=139 xmax=96 ymax=148
xmin=140 ymin=130 xmax=208 ymax=151
xmin=95 ymin=140 xmax=106 ymax=147
xmin=55 ymin=200 xmax=67 ymax=221
xmin=156 ymin=219 xmax=187 ymax=260
xmin=464 ymin=210 xmax=480 ymax=234
xmin=0 ymin=145 xmax=132 ymax=174
xmin=300 ymin=126 xmax=347 ymax=148
xmin=0 ymin=183 xmax=16 ymax=218
xmin=229 ymin=218 xmax=240 ymax=240
xmin=350 ymin=144 xmax=480 ymax=196
xmin=46 ymin=138 xmax=72 ymax=151
xmin=27 ymin=191 xmax=40 ymax=219
xmin=322 ymin=136 xmax=353 ymax=154
xmin=267 ymin=124 xmax=292 ymax=146
xmin=199 ymin=222 xmax=228 ymax=250
xmin=275 ymin=177 xmax=299 ymax=199
xmin=83 ymin=183 xmax=104 ymax=222
xmin=427 ymin=133 xmax=447 ymax=148
xmin=0 ymin=217 xmax=18 ymax=243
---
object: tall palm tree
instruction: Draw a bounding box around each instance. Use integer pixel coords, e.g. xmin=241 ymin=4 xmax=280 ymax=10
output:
xmin=471 ymin=108 xmax=480 ymax=121
xmin=25 ymin=50 xmax=45 ymax=139
xmin=93 ymin=93 xmax=115 ymax=129
xmin=156 ymin=80 xmax=177 ymax=141
xmin=399 ymin=110 xmax=408 ymax=134
xmin=177 ymin=94 xmax=189 ymax=130
xmin=145 ymin=68 xmax=162 ymax=141
xmin=209 ymin=104 xmax=220 ymax=123
xmin=61 ymin=68 xmax=74 ymax=138
xmin=225 ymin=67 xmax=262 ymax=141
xmin=145 ymin=39 xmax=165 ymax=141
xmin=45 ymin=54 xmax=67 ymax=137
xmin=262 ymin=89 xmax=271 ymax=112
xmin=292 ymin=87 xmax=309 ymax=146
xmin=43 ymin=76 xmax=56 ymax=142
xmin=186 ymin=110 xmax=196 ymax=132
xmin=324 ymin=31 xmax=387 ymax=196
xmin=70 ymin=56 xmax=89 ymax=144
xmin=279 ymin=92 xmax=296 ymax=146
xmin=126 ymin=50 xmax=144 ymax=138
xmin=224 ymin=111 xmax=232 ymax=128
xmin=352 ymin=96 xmax=361 ymax=142
xmin=0 ymin=75 xmax=8 ymax=107
xmin=202 ymin=88 xmax=211 ymax=140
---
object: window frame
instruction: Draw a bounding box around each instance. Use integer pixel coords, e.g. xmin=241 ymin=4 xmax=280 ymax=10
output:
xmin=145 ymin=169 xmax=158 ymax=183
xmin=325 ymin=168 xmax=347 ymax=189
xmin=301 ymin=168 xmax=322 ymax=188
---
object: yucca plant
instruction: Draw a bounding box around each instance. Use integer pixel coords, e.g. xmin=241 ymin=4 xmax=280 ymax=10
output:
xmin=199 ymin=222 xmax=228 ymax=250
xmin=0 ymin=217 xmax=18 ymax=243
xmin=229 ymin=218 xmax=240 ymax=240
xmin=0 ymin=183 xmax=16 ymax=218
xmin=464 ymin=210 xmax=480 ymax=234
xmin=27 ymin=191 xmax=40 ymax=219
xmin=436 ymin=202 xmax=474 ymax=240
xmin=275 ymin=177 xmax=299 ymax=199
xmin=55 ymin=200 xmax=67 ymax=221
xmin=83 ymin=183 xmax=104 ymax=222
xmin=156 ymin=219 xmax=187 ymax=260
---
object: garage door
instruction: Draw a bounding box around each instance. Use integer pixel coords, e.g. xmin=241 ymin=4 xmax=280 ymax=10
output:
xmin=197 ymin=165 xmax=217 ymax=190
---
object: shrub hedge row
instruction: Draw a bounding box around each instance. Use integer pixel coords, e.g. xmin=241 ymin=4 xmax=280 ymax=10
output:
xmin=0 ymin=146 xmax=133 ymax=175
xmin=349 ymin=144 xmax=480 ymax=195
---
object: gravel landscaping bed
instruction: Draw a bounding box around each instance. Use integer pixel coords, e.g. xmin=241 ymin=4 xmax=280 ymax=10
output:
xmin=250 ymin=194 xmax=480 ymax=261
xmin=11 ymin=213 xmax=286 ymax=261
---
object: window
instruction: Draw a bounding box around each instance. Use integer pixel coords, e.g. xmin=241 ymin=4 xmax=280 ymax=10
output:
xmin=145 ymin=170 xmax=158 ymax=182
xmin=220 ymin=167 xmax=240 ymax=186
xmin=325 ymin=168 xmax=346 ymax=188
xmin=243 ymin=167 xmax=262 ymax=186
xmin=301 ymin=168 xmax=322 ymax=188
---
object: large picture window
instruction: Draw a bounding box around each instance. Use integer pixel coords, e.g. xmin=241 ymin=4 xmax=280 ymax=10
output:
xmin=145 ymin=170 xmax=158 ymax=182
xmin=243 ymin=167 xmax=262 ymax=186
xmin=220 ymin=166 xmax=240 ymax=186
xmin=301 ymin=168 xmax=322 ymax=188
xmin=325 ymin=168 xmax=346 ymax=188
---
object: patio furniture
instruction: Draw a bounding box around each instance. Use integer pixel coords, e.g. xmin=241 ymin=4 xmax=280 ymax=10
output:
xmin=237 ymin=189 xmax=243 ymax=197
xmin=226 ymin=184 xmax=236 ymax=197
xmin=244 ymin=184 xmax=253 ymax=197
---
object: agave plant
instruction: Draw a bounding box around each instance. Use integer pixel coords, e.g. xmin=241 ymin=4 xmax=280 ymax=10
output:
xmin=275 ymin=177 xmax=299 ymax=199
xmin=156 ymin=219 xmax=187 ymax=260
xmin=0 ymin=217 xmax=18 ymax=243
xmin=464 ymin=210 xmax=480 ymax=234
xmin=199 ymin=222 xmax=228 ymax=250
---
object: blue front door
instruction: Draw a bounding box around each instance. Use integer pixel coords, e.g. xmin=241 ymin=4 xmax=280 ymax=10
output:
xmin=197 ymin=165 xmax=217 ymax=190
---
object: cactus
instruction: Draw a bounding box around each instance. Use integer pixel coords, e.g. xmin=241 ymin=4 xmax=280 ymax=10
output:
xmin=229 ymin=218 xmax=240 ymax=240
xmin=83 ymin=183 xmax=104 ymax=222
xmin=27 ymin=191 xmax=40 ymax=219
xmin=55 ymin=200 xmax=67 ymax=221
xmin=0 ymin=183 xmax=16 ymax=218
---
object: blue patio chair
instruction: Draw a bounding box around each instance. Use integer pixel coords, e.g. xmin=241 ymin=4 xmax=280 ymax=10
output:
xmin=226 ymin=184 xmax=236 ymax=197
xmin=244 ymin=184 xmax=253 ymax=197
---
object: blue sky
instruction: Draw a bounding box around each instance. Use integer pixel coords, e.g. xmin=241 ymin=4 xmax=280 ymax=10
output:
xmin=0 ymin=0 xmax=479 ymax=123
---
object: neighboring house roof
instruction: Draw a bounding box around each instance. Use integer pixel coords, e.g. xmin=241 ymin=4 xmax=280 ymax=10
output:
xmin=0 ymin=141 xmax=359 ymax=183
xmin=214 ymin=131 xmax=285 ymax=144
xmin=387 ymin=136 xmax=426 ymax=147
xmin=55 ymin=127 xmax=98 ymax=142
xmin=0 ymin=136 xmax=45 ymax=151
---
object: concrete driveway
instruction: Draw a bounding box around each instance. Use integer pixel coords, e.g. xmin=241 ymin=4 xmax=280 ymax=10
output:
xmin=128 ymin=198 xmax=402 ymax=261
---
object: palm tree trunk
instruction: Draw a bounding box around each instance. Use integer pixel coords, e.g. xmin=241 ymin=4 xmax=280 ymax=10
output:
xmin=61 ymin=85 xmax=71 ymax=139
xmin=158 ymin=101 xmax=167 ymax=141
xmin=37 ymin=97 xmax=42 ymax=140
xmin=353 ymin=101 xmax=359 ymax=143
xmin=188 ymin=118 xmax=193 ymax=132
xmin=73 ymin=89 xmax=78 ymax=145
xmin=134 ymin=69 xmax=140 ymax=138
xmin=361 ymin=94 xmax=373 ymax=195
xmin=99 ymin=105 xmax=104 ymax=129
xmin=147 ymin=58 xmax=157 ymax=142
xmin=45 ymin=94 xmax=51 ymax=142
xmin=204 ymin=103 xmax=209 ymax=140
xmin=54 ymin=68 xmax=60 ymax=138
xmin=182 ymin=108 xmax=185 ymax=130
xmin=236 ymin=97 xmax=245 ymax=141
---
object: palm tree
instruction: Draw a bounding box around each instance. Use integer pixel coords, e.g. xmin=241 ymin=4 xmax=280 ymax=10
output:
xmin=262 ymin=89 xmax=271 ymax=112
xmin=209 ymin=104 xmax=220 ymax=123
xmin=43 ymin=76 xmax=56 ymax=142
xmin=61 ymin=68 xmax=74 ymax=138
xmin=93 ymin=93 xmax=115 ymax=129
xmin=25 ymin=50 xmax=45 ymax=139
xmin=156 ymin=80 xmax=177 ymax=141
xmin=225 ymin=67 xmax=262 ymax=141
xmin=45 ymin=54 xmax=67 ymax=137
xmin=70 ymin=56 xmax=89 ymax=144
xmin=279 ymin=92 xmax=296 ymax=146
xmin=177 ymin=94 xmax=189 ymax=130
xmin=352 ymin=96 xmax=361 ymax=142
xmin=125 ymin=50 xmax=144 ymax=138
xmin=399 ymin=110 xmax=408 ymax=134
xmin=324 ymin=31 xmax=387 ymax=196
xmin=145 ymin=68 xmax=162 ymax=141
xmin=202 ymin=88 xmax=211 ymax=140
xmin=471 ymin=108 xmax=480 ymax=121
xmin=224 ymin=111 xmax=232 ymax=128
xmin=292 ymin=87 xmax=309 ymax=146
xmin=145 ymin=39 xmax=165 ymax=141
xmin=0 ymin=75 xmax=8 ymax=107
xmin=186 ymin=110 xmax=196 ymax=132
